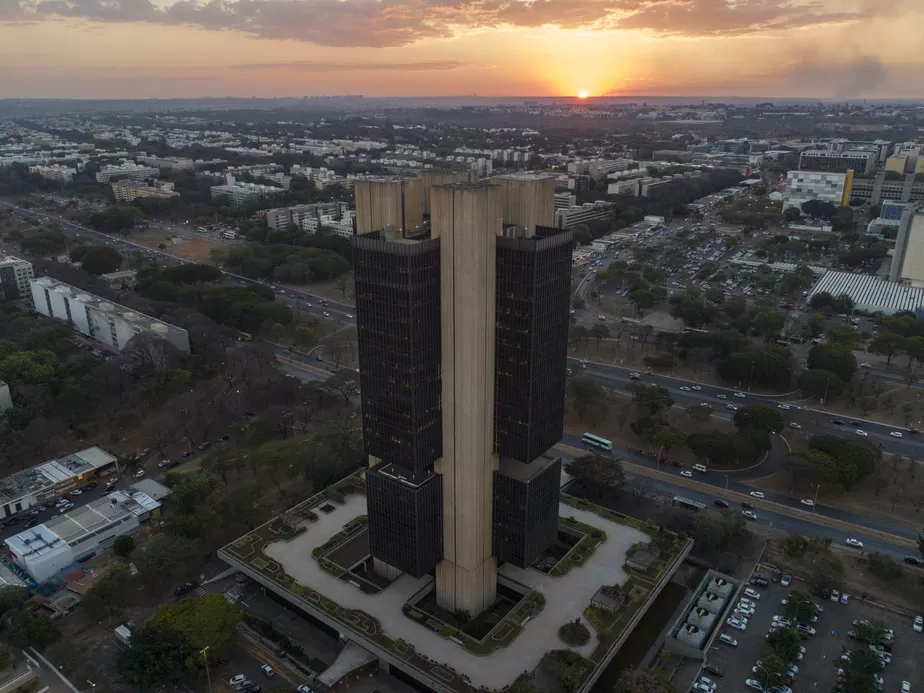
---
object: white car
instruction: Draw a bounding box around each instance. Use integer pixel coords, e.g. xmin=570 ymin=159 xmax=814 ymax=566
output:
xmin=70 ymin=489 xmax=83 ymax=496
xmin=845 ymin=538 xmax=864 ymax=548
xmin=902 ymin=683 xmax=911 ymax=693
xmin=778 ymin=404 xmax=791 ymax=410
xmin=914 ymin=615 xmax=923 ymax=633
xmin=772 ymin=617 xmax=792 ymax=626
xmin=736 ymin=607 xmax=755 ymax=618
xmin=855 ymin=429 xmax=868 ymax=437
xmin=744 ymin=588 xmax=761 ymax=600
xmin=692 ymin=385 xmax=703 ymax=391
xmin=742 ymin=510 xmax=758 ymax=520
xmin=890 ymin=431 xmax=903 ymax=438
xmin=699 ymin=402 xmax=711 ymax=407
xmin=719 ymin=633 xmax=738 ymax=646
xmin=717 ymin=394 xmax=727 ymax=400
xmin=860 ymin=362 xmax=871 ymax=368
xmin=698 ymin=678 xmax=717 ymax=690
xmin=727 ymin=404 xmax=738 ymax=411
xmin=745 ymin=680 xmax=763 ymax=691
xmin=739 ymin=598 xmax=756 ymax=608
xmin=680 ymin=386 xmax=691 ymax=391
xmin=800 ymin=499 xmax=815 ymax=507
xmin=734 ymin=392 xmax=746 ymax=399
xmin=322 ymin=311 xmax=331 ymax=317
xmin=230 ymin=675 xmax=247 ymax=689
xmin=727 ymin=617 xmax=748 ymax=630
xmin=749 ymin=491 xmax=765 ymax=499
xmin=681 ymin=470 xmax=693 ymax=478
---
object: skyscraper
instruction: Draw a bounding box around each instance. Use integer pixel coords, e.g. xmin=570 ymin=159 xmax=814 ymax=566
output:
xmin=354 ymin=175 xmax=571 ymax=618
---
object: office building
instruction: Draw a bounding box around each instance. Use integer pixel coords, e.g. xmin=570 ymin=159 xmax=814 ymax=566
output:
xmin=27 ymin=164 xmax=75 ymax=183
xmin=210 ymin=174 xmax=284 ymax=207
xmin=783 ymin=170 xmax=851 ymax=211
xmin=30 ymin=277 xmax=190 ymax=353
xmin=354 ymin=178 xmax=571 ymax=616
xmin=799 ymin=149 xmax=874 ymax=174
xmin=889 ymin=207 xmax=924 ymax=286
xmin=554 ymin=192 xmax=576 ymax=209
xmin=263 ymin=202 xmax=350 ymax=232
xmin=354 ymin=177 xmax=423 ymax=236
xmin=0 ymin=254 xmax=34 ymax=300
xmin=95 ymin=163 xmax=160 ymax=183
xmin=111 ymin=180 xmax=180 ymax=202
xmin=845 ymin=172 xmax=924 ymax=205
xmin=555 ymin=201 xmax=612 ymax=228
xmin=491 ymin=173 xmax=556 ymax=232
xmin=418 ymin=169 xmax=479 ymax=215
xmin=886 ymin=156 xmax=909 ymax=174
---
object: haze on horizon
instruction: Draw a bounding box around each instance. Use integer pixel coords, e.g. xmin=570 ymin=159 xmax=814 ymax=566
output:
xmin=1 ymin=0 xmax=922 ymax=100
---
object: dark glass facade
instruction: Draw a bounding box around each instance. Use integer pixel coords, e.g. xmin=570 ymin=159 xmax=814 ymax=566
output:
xmin=494 ymin=226 xmax=573 ymax=463
xmin=366 ymin=463 xmax=443 ymax=577
xmin=353 ymin=234 xmax=442 ymax=473
xmin=492 ymin=456 xmax=562 ymax=568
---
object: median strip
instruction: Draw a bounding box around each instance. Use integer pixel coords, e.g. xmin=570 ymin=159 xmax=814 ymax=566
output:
xmin=556 ymin=443 xmax=917 ymax=550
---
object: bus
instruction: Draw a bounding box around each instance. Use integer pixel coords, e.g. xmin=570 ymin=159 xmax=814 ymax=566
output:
xmin=672 ymin=496 xmax=706 ymax=512
xmin=238 ymin=331 xmax=253 ymax=341
xmin=581 ymin=433 xmax=613 ymax=452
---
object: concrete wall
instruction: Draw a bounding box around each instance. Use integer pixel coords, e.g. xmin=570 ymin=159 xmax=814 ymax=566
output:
xmin=354 ymin=178 xmax=423 ymax=236
xmin=491 ymin=175 xmax=556 ymax=234
xmin=419 ymin=170 xmax=478 ymax=216
xmin=431 ymin=183 xmax=500 ymax=618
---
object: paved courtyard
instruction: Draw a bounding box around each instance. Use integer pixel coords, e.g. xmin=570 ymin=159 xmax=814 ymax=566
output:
xmin=264 ymin=493 xmax=649 ymax=689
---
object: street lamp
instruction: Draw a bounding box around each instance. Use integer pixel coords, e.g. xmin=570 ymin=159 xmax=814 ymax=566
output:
xmin=747 ymin=360 xmax=756 ymax=392
xmin=725 ymin=474 xmax=730 ymax=491
xmin=812 ymin=483 xmax=820 ymax=513
xmin=201 ymin=646 xmax=212 ymax=693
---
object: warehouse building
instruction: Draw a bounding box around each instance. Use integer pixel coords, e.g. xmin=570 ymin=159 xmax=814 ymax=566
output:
xmin=808 ymin=269 xmax=924 ymax=315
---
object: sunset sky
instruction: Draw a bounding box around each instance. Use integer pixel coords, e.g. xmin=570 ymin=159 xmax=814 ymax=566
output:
xmin=1 ymin=0 xmax=923 ymax=99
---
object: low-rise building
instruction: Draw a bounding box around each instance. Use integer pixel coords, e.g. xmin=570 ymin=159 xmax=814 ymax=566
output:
xmin=0 ymin=254 xmax=34 ymax=300
xmin=30 ymin=277 xmax=190 ymax=353
xmin=210 ymin=174 xmax=284 ymax=207
xmin=783 ymin=170 xmax=851 ymax=210
xmin=100 ymin=269 xmax=138 ymax=289
xmin=28 ymin=164 xmax=76 ymax=183
xmin=95 ymin=163 xmax=160 ymax=183
xmin=111 ymin=179 xmax=180 ymax=202
xmin=799 ymin=149 xmax=874 ymax=174
xmin=849 ymin=172 xmax=924 ymax=205
xmin=555 ymin=201 xmax=612 ymax=228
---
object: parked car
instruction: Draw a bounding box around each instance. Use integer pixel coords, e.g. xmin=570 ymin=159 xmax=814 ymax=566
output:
xmin=914 ymin=615 xmax=923 ymax=633
xmin=749 ymin=491 xmax=765 ymax=499
xmin=781 ymin=574 xmax=792 ymax=587
xmin=745 ymin=680 xmax=763 ymax=691
xmin=174 ymin=582 xmax=197 ymax=597
xmin=703 ymin=664 xmax=724 ymax=677
xmin=260 ymin=665 xmax=275 ymax=677
xmin=743 ymin=587 xmax=761 ymax=600
xmin=718 ymin=634 xmax=738 ymax=647
xmin=230 ymin=675 xmax=247 ymax=690
xmin=135 ymin=469 xmax=146 ymax=479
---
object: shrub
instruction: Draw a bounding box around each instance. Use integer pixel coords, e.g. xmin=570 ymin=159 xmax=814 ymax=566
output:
xmin=784 ymin=534 xmax=809 ymax=557
xmin=867 ymin=552 xmax=903 ymax=582
xmin=558 ymin=620 xmax=591 ymax=646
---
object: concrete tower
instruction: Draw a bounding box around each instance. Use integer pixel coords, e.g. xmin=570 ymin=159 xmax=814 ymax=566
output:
xmin=492 ymin=173 xmax=556 ymax=234
xmin=430 ymin=182 xmax=501 ymax=617
xmin=354 ymin=177 xmax=423 ymax=237
xmin=419 ymin=169 xmax=479 ymax=216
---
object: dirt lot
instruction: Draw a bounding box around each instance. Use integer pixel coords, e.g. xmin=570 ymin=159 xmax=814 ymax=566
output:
xmin=131 ymin=228 xmax=227 ymax=264
xmin=564 ymin=391 xmax=738 ymax=466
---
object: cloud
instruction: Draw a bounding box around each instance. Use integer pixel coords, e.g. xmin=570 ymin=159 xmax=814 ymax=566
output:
xmin=766 ymin=55 xmax=890 ymax=98
xmin=3 ymin=0 xmax=876 ymax=47
xmin=234 ymin=60 xmax=467 ymax=71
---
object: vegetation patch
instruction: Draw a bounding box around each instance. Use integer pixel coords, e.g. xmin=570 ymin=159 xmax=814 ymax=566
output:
xmin=558 ymin=620 xmax=591 ymax=646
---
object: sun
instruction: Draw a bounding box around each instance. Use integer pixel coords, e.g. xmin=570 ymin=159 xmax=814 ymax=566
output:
xmin=577 ymin=90 xmax=589 ymax=99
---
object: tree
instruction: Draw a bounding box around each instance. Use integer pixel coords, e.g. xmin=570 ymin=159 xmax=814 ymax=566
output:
xmin=753 ymin=309 xmax=785 ymax=341
xmin=82 ymin=563 xmax=132 ymax=622
xmin=568 ymin=376 xmax=608 ymax=423
xmin=753 ymin=647 xmax=789 ymax=689
xmin=867 ymin=552 xmax=902 ymax=582
xmin=808 ymin=552 xmax=844 ymax=592
xmin=784 ymin=534 xmax=809 ymax=557
xmin=565 ymin=455 xmax=625 ymax=501
xmin=831 ymin=205 xmax=855 ymax=232
xmin=113 ymin=534 xmax=136 ymax=558
xmin=321 ymin=369 xmax=360 ymax=405
xmin=868 ymin=333 xmax=906 ymax=366
xmin=799 ymin=369 xmax=843 ymax=400
xmin=7 ymin=610 xmax=61 ymax=650
xmin=733 ymin=404 xmax=783 ymax=434
xmin=692 ymin=510 xmax=749 ymax=552
xmin=615 ymin=668 xmax=676 ymax=693
xmin=79 ymin=245 xmax=124 ymax=275
xmin=133 ymin=535 xmax=204 ymax=596
xmin=294 ymin=325 xmax=317 ymax=349
xmin=807 ymin=343 xmax=857 ymax=382
xmin=783 ymin=589 xmax=816 ymax=623
xmin=767 ymin=626 xmax=802 ymax=662
xmin=117 ymin=624 xmax=192 ymax=690
xmin=651 ymin=426 xmax=687 ymax=455
xmin=152 ymin=594 xmax=242 ymax=652
xmin=632 ymin=383 xmax=673 ymax=414
xmin=628 ymin=288 xmax=655 ymax=316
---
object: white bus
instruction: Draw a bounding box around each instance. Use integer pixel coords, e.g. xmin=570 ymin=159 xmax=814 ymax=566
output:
xmin=581 ymin=432 xmax=613 ymax=452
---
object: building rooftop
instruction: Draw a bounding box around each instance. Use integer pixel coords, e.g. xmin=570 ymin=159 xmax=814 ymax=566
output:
xmin=808 ymin=270 xmax=924 ymax=314
xmin=0 ymin=446 xmax=116 ymax=508
xmin=31 ymin=277 xmax=187 ymax=342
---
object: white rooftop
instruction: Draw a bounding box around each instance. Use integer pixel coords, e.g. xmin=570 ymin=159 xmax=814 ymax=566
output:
xmin=0 ymin=446 xmax=116 ymax=507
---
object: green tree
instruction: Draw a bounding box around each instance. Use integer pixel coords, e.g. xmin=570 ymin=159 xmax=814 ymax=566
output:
xmin=856 ymin=619 xmax=891 ymax=646
xmin=808 ymin=552 xmax=844 ymax=592
xmin=82 ymin=563 xmax=132 ymax=621
xmin=133 ymin=535 xmax=204 ymax=597
xmin=113 ymin=534 xmax=136 ymax=558
xmin=868 ymin=333 xmax=906 ymax=366
xmin=807 ymin=343 xmax=857 ymax=382
xmin=7 ymin=610 xmax=61 ymax=650
xmin=628 ymin=288 xmax=655 ymax=316
xmin=565 ymin=455 xmax=625 ymax=501
xmin=686 ymin=404 xmax=713 ymax=422
xmin=0 ymin=586 xmax=29 ymax=617
xmin=253 ymin=439 xmax=302 ymax=490
xmin=784 ymin=534 xmax=809 ymax=557
xmin=631 ymin=383 xmax=673 ymax=414
xmin=651 ymin=426 xmax=687 ymax=455
xmin=294 ymin=325 xmax=318 ymax=349
xmin=152 ymin=594 xmax=242 ymax=652
xmin=692 ymin=510 xmax=749 ymax=552
xmin=783 ymin=589 xmax=816 ymax=623
xmin=753 ymin=309 xmax=785 ymax=341
xmin=753 ymin=648 xmax=789 ymax=689
xmin=116 ymin=624 xmax=192 ymax=690
xmin=568 ymin=376 xmax=608 ymax=423
xmin=799 ymin=369 xmax=843 ymax=400
xmin=78 ymin=245 xmax=123 ymax=275
xmin=867 ymin=552 xmax=902 ymax=582
xmin=733 ymin=404 xmax=783 ymax=434
xmin=803 ymin=312 xmax=827 ymax=337
xmin=615 ymin=668 xmax=676 ymax=693
xmin=767 ymin=626 xmax=802 ymax=662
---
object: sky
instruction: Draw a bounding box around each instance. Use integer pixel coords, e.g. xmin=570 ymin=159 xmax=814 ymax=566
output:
xmin=1 ymin=0 xmax=923 ymax=99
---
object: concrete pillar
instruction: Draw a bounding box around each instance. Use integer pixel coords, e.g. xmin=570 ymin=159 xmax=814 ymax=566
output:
xmin=431 ymin=183 xmax=500 ymax=618
xmin=372 ymin=558 xmax=402 ymax=581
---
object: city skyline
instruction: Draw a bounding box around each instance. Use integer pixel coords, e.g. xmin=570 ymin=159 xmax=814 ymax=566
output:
xmin=1 ymin=0 xmax=923 ymax=99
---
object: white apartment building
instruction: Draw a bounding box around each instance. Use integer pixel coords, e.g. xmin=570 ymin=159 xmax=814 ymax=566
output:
xmin=554 ymin=192 xmax=576 ymax=209
xmin=95 ymin=163 xmax=160 ymax=183
xmin=30 ymin=277 xmax=190 ymax=353
xmin=0 ymin=254 xmax=34 ymax=300
xmin=555 ymin=202 xmax=612 ymax=229
xmin=783 ymin=170 xmax=849 ymax=211
xmin=263 ymin=202 xmax=350 ymax=232
xmin=28 ymin=164 xmax=76 ymax=183
xmin=303 ymin=210 xmax=355 ymax=238
xmin=111 ymin=180 xmax=180 ymax=202
xmin=210 ymin=174 xmax=284 ymax=207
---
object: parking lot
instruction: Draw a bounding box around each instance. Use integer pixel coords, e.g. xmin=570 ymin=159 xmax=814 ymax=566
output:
xmin=705 ymin=571 xmax=922 ymax=693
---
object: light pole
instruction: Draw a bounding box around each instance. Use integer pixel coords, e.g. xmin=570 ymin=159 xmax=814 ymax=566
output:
xmin=747 ymin=360 xmax=756 ymax=392
xmin=201 ymin=646 xmax=212 ymax=693
xmin=812 ymin=483 xmax=820 ymax=513
xmin=725 ymin=474 xmax=730 ymax=491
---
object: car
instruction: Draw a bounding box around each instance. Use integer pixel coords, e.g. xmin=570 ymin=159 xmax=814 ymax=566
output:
xmin=70 ymin=489 xmax=83 ymax=496
xmin=198 ymin=441 xmax=211 ymax=450
xmin=742 ymin=510 xmax=758 ymax=520
xmin=680 ymin=386 xmax=691 ymax=391
xmin=910 ymin=427 xmax=920 ymax=434
xmin=778 ymin=404 xmax=791 ymax=410
xmin=26 ymin=519 xmax=39 ymax=528
xmin=260 ymin=665 xmax=275 ymax=677
xmin=800 ymin=499 xmax=815 ymax=507
xmin=174 ymin=582 xmax=196 ymax=596
xmin=681 ymin=470 xmax=693 ymax=478
xmin=797 ymin=624 xmax=816 ymax=636
xmin=713 ymin=499 xmax=730 ymax=508
xmin=781 ymin=574 xmax=792 ymax=587
xmin=832 ymin=419 xmax=845 ymax=425
xmin=703 ymin=664 xmax=724 ymax=677
xmin=734 ymin=392 xmax=746 ymax=399
xmin=158 ymin=460 xmax=173 ymax=468
xmin=692 ymin=385 xmax=702 ymax=391
xmin=772 ymin=617 xmax=792 ymax=626
xmin=297 ymin=686 xmax=313 ymax=693
xmin=743 ymin=588 xmax=761 ymax=600
xmin=840 ymin=593 xmax=849 ymax=604
xmin=849 ymin=420 xmax=861 ymax=425
xmin=691 ymin=684 xmax=711 ymax=693
xmin=904 ymin=555 xmax=924 ymax=566
xmin=749 ymin=491 xmax=765 ymax=499
xmin=739 ymin=598 xmax=756 ymax=608
xmin=902 ymin=683 xmax=911 ymax=693
xmin=726 ymin=618 xmax=747 ymax=630
xmin=727 ymin=404 xmax=738 ymax=411
xmin=58 ymin=503 xmax=74 ymax=513
xmin=698 ymin=677 xmax=717 ymax=690
xmin=831 ymin=589 xmax=841 ymax=602
xmin=855 ymin=429 xmax=868 ymax=437
xmin=230 ymin=676 xmax=247 ymax=689
xmin=242 ymin=686 xmax=261 ymax=693
xmin=845 ymin=538 xmax=864 ymax=548
xmin=789 ymin=422 xmax=802 ymax=429
xmin=29 ymin=508 xmax=40 ymax=516
xmin=322 ymin=311 xmax=331 ymax=317
xmin=346 ymin=314 xmax=354 ymax=319
xmin=719 ymin=634 xmax=738 ymax=647
xmin=699 ymin=402 xmax=711 ymax=407
xmin=717 ymin=394 xmax=727 ymax=400
xmin=890 ymin=431 xmax=903 ymax=438
xmin=914 ymin=616 xmax=923 ymax=632
xmin=745 ymin=679 xmax=764 ymax=691
xmin=736 ymin=607 xmax=755 ymax=618
xmin=860 ymin=363 xmax=872 ymax=368
xmin=135 ymin=469 xmax=145 ymax=479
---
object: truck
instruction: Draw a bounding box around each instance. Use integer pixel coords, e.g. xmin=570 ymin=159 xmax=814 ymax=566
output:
xmin=114 ymin=624 xmax=132 ymax=646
